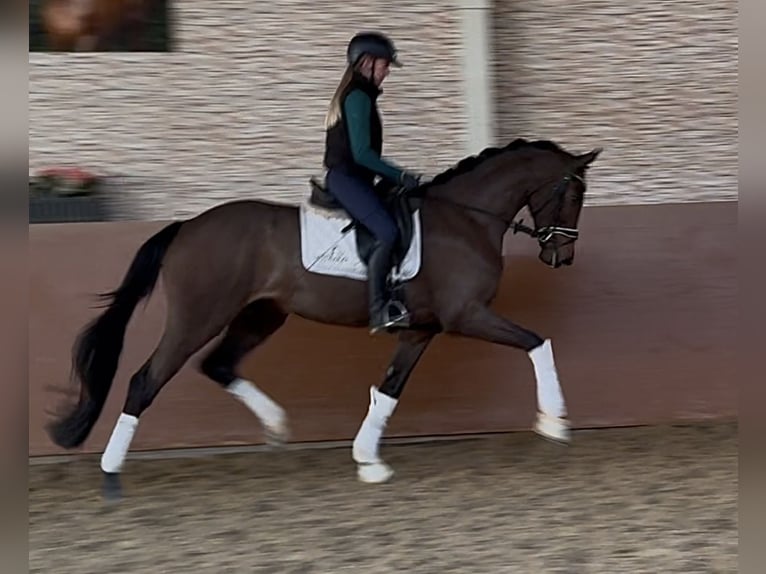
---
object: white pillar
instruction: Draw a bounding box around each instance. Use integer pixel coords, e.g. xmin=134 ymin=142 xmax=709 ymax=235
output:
xmin=457 ymin=0 xmax=496 ymax=155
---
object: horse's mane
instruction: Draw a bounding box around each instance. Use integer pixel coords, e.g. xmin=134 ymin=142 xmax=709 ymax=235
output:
xmin=422 ymin=138 xmax=569 ymax=190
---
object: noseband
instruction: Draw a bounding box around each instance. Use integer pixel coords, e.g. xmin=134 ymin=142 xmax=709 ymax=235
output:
xmin=511 ymin=172 xmax=583 ymax=246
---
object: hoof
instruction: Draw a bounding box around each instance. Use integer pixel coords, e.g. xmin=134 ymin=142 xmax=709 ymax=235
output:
xmin=102 ymin=472 xmax=123 ymax=503
xmin=357 ymin=461 xmax=394 ymax=484
xmin=533 ymin=412 xmax=571 ymax=444
xmin=264 ymin=418 xmax=289 ymax=448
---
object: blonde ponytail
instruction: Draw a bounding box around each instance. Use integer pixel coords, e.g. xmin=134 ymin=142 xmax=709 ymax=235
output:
xmin=325 ymin=65 xmax=355 ymax=129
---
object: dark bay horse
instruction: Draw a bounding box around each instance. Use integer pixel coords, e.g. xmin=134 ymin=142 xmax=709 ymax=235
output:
xmin=47 ymin=138 xmax=601 ymax=500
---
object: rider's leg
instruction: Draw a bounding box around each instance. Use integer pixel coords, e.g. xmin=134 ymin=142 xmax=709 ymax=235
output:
xmin=366 ymin=238 xmax=405 ymax=332
xmin=326 ymin=169 xmax=410 ymax=332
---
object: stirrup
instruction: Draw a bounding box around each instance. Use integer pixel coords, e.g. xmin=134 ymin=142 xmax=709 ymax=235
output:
xmin=369 ymin=301 xmax=411 ymax=334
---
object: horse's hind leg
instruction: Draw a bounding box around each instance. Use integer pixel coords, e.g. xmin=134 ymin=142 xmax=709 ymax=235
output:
xmin=199 ymin=299 xmax=289 ymax=446
xmin=100 ymin=302 xmax=241 ymax=501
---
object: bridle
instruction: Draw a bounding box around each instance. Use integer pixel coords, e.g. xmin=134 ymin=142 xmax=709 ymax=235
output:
xmin=419 ymin=171 xmax=584 ymax=247
xmin=511 ymin=172 xmax=583 ymax=247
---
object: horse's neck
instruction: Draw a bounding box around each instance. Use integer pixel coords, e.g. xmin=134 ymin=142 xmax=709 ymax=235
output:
xmin=432 ymin=161 xmax=529 ymax=223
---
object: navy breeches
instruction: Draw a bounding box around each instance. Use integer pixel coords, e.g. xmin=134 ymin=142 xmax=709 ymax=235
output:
xmin=326 ymin=168 xmax=398 ymax=246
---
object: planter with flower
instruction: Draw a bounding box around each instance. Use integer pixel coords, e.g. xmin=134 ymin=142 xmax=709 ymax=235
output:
xmin=30 ymin=166 xmax=112 ymax=223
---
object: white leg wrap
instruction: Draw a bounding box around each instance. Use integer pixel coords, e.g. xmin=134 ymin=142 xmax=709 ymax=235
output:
xmin=528 ymin=339 xmax=567 ymax=418
xmin=352 ymin=385 xmax=398 ymax=465
xmin=100 ymin=413 xmax=139 ymax=474
xmin=227 ymin=378 xmax=286 ymax=435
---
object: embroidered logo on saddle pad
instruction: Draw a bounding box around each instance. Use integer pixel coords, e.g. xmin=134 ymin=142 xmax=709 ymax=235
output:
xmin=299 ymin=202 xmax=422 ymax=282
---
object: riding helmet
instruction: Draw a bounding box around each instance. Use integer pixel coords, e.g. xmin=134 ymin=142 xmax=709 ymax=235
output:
xmin=347 ymin=32 xmax=403 ymax=67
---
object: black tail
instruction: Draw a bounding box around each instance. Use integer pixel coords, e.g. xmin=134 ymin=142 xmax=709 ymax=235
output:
xmin=47 ymin=221 xmax=183 ymax=449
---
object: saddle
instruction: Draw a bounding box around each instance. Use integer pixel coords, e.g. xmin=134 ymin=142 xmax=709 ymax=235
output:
xmin=308 ymin=176 xmax=421 ymax=274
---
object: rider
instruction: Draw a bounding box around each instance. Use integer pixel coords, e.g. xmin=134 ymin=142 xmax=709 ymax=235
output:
xmin=323 ymin=31 xmax=421 ymax=334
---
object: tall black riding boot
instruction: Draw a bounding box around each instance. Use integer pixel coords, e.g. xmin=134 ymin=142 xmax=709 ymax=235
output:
xmin=367 ymin=240 xmax=411 ymax=334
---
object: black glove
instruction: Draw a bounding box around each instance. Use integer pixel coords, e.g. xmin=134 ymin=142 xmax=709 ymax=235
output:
xmin=399 ymin=171 xmax=421 ymax=193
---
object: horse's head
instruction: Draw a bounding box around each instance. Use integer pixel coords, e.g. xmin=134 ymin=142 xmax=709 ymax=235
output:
xmin=421 ymin=139 xmax=602 ymax=268
xmin=524 ymin=146 xmax=602 ymax=268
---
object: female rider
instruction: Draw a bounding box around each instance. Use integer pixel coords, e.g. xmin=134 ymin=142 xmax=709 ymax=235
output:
xmin=323 ymin=31 xmax=421 ymax=334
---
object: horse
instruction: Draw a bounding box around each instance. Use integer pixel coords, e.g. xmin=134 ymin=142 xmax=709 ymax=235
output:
xmin=45 ymin=138 xmax=602 ymax=501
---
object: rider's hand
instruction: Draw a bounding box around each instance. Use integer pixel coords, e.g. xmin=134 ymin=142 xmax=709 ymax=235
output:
xmin=399 ymin=171 xmax=421 ymax=192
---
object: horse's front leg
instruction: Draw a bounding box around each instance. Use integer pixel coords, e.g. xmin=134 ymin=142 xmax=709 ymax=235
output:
xmin=352 ymin=328 xmax=435 ymax=483
xmin=448 ymin=303 xmax=571 ymax=443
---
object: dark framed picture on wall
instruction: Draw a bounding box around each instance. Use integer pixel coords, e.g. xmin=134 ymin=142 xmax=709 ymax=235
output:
xmin=29 ymin=0 xmax=172 ymax=52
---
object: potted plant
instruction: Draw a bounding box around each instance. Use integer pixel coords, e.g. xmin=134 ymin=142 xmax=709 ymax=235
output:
xmin=29 ymin=166 xmax=111 ymax=223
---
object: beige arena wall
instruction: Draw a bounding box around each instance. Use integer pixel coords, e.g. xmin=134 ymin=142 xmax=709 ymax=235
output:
xmin=29 ymin=2 xmax=470 ymax=219
xmin=491 ymin=0 xmax=738 ymax=205
xmin=30 ymin=1 xmax=737 ymax=218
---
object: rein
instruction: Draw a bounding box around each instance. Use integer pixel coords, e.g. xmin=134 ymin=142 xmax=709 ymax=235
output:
xmin=417 ymin=172 xmax=583 ymax=246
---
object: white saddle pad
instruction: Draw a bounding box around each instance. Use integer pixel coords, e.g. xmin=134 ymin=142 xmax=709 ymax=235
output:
xmin=298 ymin=201 xmax=422 ymax=282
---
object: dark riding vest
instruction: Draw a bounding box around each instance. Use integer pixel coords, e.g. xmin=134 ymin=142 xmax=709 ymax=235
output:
xmin=323 ymin=73 xmax=383 ymax=185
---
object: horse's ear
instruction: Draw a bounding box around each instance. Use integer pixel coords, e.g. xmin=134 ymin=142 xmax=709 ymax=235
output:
xmin=574 ymin=147 xmax=602 ymax=168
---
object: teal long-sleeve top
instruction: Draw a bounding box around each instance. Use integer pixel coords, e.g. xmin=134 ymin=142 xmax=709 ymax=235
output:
xmin=343 ymin=89 xmax=405 ymax=183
